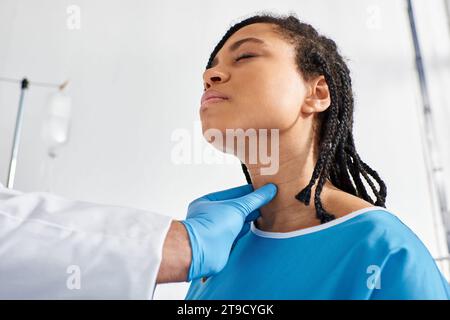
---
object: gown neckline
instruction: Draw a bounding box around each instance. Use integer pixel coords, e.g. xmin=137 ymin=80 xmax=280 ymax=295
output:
xmin=250 ymin=206 xmax=390 ymax=239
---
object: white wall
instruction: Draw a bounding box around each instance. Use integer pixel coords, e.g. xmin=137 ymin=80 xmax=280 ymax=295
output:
xmin=0 ymin=0 xmax=449 ymax=299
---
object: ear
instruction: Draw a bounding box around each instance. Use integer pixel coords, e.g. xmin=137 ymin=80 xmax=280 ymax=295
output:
xmin=302 ymin=75 xmax=331 ymax=114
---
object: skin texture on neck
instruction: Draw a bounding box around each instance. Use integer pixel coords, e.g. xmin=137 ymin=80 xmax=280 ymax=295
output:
xmin=245 ymin=113 xmax=340 ymax=233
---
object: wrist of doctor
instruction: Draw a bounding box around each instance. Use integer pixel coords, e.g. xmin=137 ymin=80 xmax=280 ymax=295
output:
xmin=156 ymin=220 xmax=192 ymax=283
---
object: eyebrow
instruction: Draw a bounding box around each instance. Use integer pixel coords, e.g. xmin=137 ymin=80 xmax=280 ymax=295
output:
xmin=210 ymin=37 xmax=266 ymax=67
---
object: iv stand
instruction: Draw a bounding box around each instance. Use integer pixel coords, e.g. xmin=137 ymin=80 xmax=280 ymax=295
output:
xmin=0 ymin=76 xmax=68 ymax=189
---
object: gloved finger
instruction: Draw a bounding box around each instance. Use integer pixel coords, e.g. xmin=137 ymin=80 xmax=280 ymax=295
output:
xmin=231 ymin=221 xmax=251 ymax=250
xmin=201 ymin=184 xmax=254 ymax=201
xmin=245 ymin=209 xmax=261 ymax=223
xmin=235 ymin=183 xmax=277 ymax=218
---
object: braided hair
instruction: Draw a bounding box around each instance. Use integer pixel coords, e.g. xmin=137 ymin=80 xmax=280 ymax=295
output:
xmin=205 ymin=13 xmax=387 ymax=224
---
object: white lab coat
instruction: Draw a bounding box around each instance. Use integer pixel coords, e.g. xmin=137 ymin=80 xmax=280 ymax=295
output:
xmin=0 ymin=182 xmax=173 ymax=299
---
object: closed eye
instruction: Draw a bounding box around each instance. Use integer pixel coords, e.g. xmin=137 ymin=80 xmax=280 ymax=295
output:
xmin=235 ymin=54 xmax=256 ymax=62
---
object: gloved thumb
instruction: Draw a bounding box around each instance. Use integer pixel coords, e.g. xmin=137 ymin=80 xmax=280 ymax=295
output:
xmin=234 ymin=183 xmax=277 ymax=218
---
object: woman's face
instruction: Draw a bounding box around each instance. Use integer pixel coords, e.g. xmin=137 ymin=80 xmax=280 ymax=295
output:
xmin=200 ymin=23 xmax=309 ymax=136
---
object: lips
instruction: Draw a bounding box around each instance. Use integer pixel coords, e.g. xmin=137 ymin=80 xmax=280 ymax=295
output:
xmin=200 ymin=89 xmax=229 ymax=108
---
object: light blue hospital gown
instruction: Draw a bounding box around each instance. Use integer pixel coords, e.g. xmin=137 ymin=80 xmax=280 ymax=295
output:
xmin=185 ymin=206 xmax=450 ymax=300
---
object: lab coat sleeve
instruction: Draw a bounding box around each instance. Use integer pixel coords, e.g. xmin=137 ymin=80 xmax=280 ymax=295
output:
xmin=0 ymin=185 xmax=173 ymax=299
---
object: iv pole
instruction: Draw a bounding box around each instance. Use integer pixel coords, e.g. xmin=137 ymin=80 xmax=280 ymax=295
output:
xmin=406 ymin=0 xmax=450 ymax=267
xmin=0 ymin=76 xmax=68 ymax=189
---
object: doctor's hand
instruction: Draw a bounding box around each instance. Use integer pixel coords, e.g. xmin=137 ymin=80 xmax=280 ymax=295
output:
xmin=180 ymin=183 xmax=277 ymax=282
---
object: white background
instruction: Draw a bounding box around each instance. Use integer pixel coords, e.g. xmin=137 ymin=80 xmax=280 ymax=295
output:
xmin=0 ymin=0 xmax=449 ymax=299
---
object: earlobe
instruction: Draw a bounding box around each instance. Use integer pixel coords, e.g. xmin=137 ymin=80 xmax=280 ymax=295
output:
xmin=301 ymin=103 xmax=316 ymax=114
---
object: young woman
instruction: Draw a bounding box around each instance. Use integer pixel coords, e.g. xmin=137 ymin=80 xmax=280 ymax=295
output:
xmin=185 ymin=13 xmax=450 ymax=299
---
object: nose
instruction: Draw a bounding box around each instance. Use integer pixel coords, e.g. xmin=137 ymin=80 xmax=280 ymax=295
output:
xmin=203 ymin=68 xmax=229 ymax=90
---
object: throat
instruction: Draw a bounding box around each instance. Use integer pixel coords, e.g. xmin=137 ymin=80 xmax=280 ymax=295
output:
xmin=254 ymin=181 xmax=351 ymax=233
xmin=255 ymin=205 xmax=322 ymax=232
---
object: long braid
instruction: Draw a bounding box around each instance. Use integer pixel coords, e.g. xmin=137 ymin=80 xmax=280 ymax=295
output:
xmin=296 ymin=53 xmax=344 ymax=223
xmin=206 ymin=13 xmax=388 ymax=224
xmin=310 ymin=62 xmax=354 ymax=223
xmin=241 ymin=162 xmax=252 ymax=184
xmin=345 ymin=135 xmax=387 ymax=206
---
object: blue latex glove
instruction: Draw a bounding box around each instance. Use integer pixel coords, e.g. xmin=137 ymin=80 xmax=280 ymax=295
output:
xmin=181 ymin=183 xmax=277 ymax=282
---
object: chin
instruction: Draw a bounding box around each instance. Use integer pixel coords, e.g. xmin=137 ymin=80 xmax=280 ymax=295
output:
xmin=201 ymin=118 xmax=231 ymax=135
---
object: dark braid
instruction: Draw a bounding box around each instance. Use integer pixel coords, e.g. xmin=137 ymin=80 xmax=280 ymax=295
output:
xmin=206 ymin=13 xmax=387 ymax=224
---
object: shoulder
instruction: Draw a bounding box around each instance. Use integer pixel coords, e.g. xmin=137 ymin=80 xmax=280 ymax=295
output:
xmin=356 ymin=211 xmax=450 ymax=299
xmin=322 ymin=190 xmax=450 ymax=298
xmin=324 ymin=187 xmax=378 ymax=218
xmin=339 ymin=206 xmax=436 ymax=267
xmin=322 ymin=187 xmax=437 ymax=260
xmin=322 ymin=189 xmax=427 ymax=251
xmin=341 ymin=209 xmax=449 ymax=291
xmin=324 ymin=188 xmax=412 ymax=244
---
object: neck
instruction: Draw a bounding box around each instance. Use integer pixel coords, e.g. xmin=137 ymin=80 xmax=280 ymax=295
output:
xmin=244 ymin=124 xmax=337 ymax=232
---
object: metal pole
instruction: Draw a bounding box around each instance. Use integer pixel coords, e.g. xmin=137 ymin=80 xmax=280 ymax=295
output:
xmin=1 ymin=77 xmax=68 ymax=188
xmin=444 ymin=0 xmax=450 ymax=35
xmin=6 ymin=78 xmax=28 ymax=189
xmin=407 ymin=0 xmax=450 ymax=264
